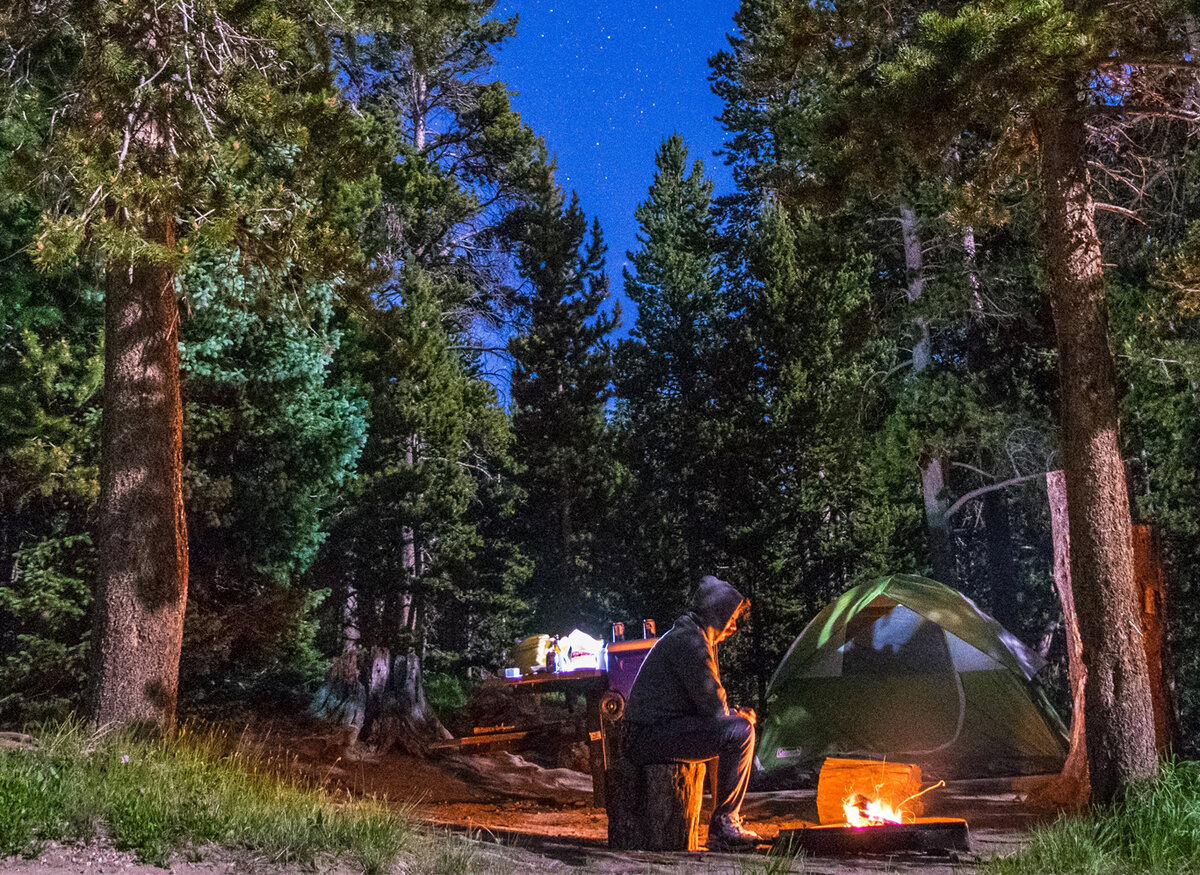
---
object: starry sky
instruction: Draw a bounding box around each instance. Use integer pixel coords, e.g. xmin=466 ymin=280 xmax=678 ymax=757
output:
xmin=491 ymin=0 xmax=740 ymax=329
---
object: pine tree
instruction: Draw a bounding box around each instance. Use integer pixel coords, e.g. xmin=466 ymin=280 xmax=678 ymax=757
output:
xmin=0 ymin=197 xmax=102 ymax=723
xmin=317 ymin=265 xmax=521 ymax=743
xmin=613 ymin=134 xmax=728 ymax=610
xmin=178 ymin=254 xmax=368 ymax=702
xmin=710 ymin=0 xmax=1067 ymax=705
xmin=313 ymin=0 xmax=543 ymax=740
xmin=342 ymin=0 xmax=545 ymax=320
xmin=715 ymin=0 xmax=1183 ymax=802
xmin=509 ymin=184 xmax=618 ymax=631
xmin=1 ymin=0 xmax=378 ymax=730
xmin=873 ymin=0 xmax=1184 ymax=806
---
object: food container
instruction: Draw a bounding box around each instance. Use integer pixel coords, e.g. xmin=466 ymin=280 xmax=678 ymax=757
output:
xmin=514 ymin=634 xmax=552 ymax=675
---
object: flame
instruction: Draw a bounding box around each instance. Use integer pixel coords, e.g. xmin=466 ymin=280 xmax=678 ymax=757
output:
xmin=842 ymin=779 xmax=946 ymax=828
xmin=843 ymin=793 xmax=907 ymax=827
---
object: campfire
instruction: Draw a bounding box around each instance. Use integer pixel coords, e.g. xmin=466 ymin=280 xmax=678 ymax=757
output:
xmin=843 ymin=792 xmax=907 ymax=826
xmin=774 ymin=758 xmax=970 ymax=855
xmin=838 ymin=770 xmax=946 ymax=828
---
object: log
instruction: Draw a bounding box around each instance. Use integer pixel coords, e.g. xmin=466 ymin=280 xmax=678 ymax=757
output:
xmin=604 ymin=723 xmax=705 ymax=851
xmin=816 ymin=757 xmax=923 ymax=825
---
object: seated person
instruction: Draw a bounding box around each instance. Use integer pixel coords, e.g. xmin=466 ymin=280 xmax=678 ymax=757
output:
xmin=624 ymin=575 xmax=760 ymax=850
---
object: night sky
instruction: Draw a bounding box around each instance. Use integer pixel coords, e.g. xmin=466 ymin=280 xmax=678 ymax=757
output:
xmin=491 ymin=0 xmax=739 ymax=329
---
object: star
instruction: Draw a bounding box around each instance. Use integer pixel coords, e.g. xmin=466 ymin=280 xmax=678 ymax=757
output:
xmin=491 ymin=0 xmax=738 ymax=330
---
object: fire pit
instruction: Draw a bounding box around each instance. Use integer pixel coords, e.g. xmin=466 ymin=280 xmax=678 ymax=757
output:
xmin=775 ymin=817 xmax=970 ymax=855
xmin=773 ymin=757 xmax=970 ymax=856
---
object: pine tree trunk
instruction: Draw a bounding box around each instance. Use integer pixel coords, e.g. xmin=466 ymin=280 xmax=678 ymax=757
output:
xmin=89 ymin=213 xmax=188 ymax=732
xmin=312 ymin=581 xmax=365 ymax=735
xmin=964 ymin=225 xmax=1023 ymax=624
xmin=900 ymin=203 xmax=953 ymax=584
xmin=1034 ymin=100 xmax=1157 ymax=805
xmin=360 ymin=646 xmax=448 ymax=753
xmin=358 ymin=484 xmax=448 ymax=751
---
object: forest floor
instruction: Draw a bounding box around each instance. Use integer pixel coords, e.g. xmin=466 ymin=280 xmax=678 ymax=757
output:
xmin=0 ymin=712 xmax=1060 ymax=874
xmin=274 ymin=713 xmax=1057 ymax=874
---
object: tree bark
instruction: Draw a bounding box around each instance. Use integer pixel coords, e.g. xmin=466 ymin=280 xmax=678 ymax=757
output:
xmin=1045 ymin=470 xmax=1089 ymax=809
xmin=900 ymin=203 xmax=954 ymax=584
xmin=605 ymin=724 xmax=705 ymax=851
xmin=1131 ymin=524 xmax=1182 ymax=753
xmin=359 ymin=646 xmax=446 ymax=753
xmin=357 ymin=450 xmax=449 ymax=750
xmin=1034 ymin=99 xmax=1157 ymax=805
xmin=311 ymin=579 xmax=366 ymax=737
xmin=89 ymin=213 xmax=188 ymax=732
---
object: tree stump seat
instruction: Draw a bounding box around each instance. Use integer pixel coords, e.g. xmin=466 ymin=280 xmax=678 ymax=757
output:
xmin=604 ymin=722 xmax=706 ymax=851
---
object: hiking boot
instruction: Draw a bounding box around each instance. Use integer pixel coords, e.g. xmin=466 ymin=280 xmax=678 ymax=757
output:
xmin=707 ymin=814 xmax=761 ymax=851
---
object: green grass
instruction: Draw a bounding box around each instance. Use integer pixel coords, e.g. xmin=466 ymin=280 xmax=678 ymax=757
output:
xmin=988 ymin=759 xmax=1200 ymax=875
xmin=725 ymin=840 xmax=806 ymax=875
xmin=413 ymin=829 xmax=521 ymax=875
xmin=0 ymin=720 xmax=410 ymax=872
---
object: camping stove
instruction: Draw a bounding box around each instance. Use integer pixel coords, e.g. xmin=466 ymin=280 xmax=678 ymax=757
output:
xmin=774 ymin=817 xmax=970 ymax=856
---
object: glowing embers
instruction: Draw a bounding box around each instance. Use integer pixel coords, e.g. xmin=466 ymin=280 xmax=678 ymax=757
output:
xmin=840 ymin=776 xmax=945 ymax=827
xmin=843 ymin=792 xmax=907 ymax=827
xmin=772 ymin=756 xmax=971 ymax=856
xmin=815 ymin=757 xmax=928 ymax=826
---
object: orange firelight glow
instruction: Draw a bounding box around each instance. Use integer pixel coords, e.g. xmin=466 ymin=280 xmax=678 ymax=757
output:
xmin=841 ymin=780 xmax=946 ymax=828
xmin=843 ymin=793 xmax=908 ymax=827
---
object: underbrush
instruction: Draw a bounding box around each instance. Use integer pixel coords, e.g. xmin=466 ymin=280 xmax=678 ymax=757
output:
xmin=989 ymin=759 xmax=1200 ymax=875
xmin=0 ymin=719 xmax=409 ymax=872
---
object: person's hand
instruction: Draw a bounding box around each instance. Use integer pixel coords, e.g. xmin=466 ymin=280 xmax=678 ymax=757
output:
xmin=735 ymin=706 xmax=757 ymax=726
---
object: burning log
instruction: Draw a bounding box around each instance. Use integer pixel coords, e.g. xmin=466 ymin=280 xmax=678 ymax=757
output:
xmin=816 ymin=757 xmax=925 ymax=825
xmin=779 ymin=756 xmax=965 ymax=857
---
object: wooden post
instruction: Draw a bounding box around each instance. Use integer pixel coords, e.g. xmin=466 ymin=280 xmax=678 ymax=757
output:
xmin=587 ymin=688 xmax=607 ymax=808
xmin=1046 ymin=469 xmax=1090 ymax=808
xmin=605 ymin=724 xmax=705 ymax=851
xmin=1132 ymin=524 xmax=1182 ymax=753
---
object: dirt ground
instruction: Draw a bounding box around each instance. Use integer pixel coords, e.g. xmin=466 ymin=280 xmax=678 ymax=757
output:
xmin=272 ymin=715 xmax=1056 ymax=874
xmin=0 ymin=714 xmax=1060 ymax=874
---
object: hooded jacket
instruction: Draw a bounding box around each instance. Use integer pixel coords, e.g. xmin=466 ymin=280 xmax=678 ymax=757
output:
xmin=625 ymin=576 xmax=748 ymax=725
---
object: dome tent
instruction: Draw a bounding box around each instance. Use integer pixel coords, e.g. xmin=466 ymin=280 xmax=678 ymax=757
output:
xmin=757 ymin=574 xmax=1069 ymax=779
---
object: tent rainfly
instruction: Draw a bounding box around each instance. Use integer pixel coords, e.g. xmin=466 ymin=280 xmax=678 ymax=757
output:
xmin=757 ymin=574 xmax=1069 ymax=779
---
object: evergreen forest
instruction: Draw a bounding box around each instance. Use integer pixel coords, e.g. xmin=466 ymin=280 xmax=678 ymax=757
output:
xmin=4 ymin=0 xmax=1200 ymax=816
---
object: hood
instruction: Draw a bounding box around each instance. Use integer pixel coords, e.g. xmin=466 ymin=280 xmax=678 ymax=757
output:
xmin=689 ymin=575 xmax=748 ymax=633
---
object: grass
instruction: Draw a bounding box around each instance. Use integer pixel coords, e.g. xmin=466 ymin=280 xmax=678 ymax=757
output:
xmin=726 ymin=841 xmax=807 ymax=875
xmin=0 ymin=719 xmax=410 ymax=872
xmin=988 ymin=759 xmax=1200 ymax=875
xmin=412 ymin=829 xmax=522 ymax=875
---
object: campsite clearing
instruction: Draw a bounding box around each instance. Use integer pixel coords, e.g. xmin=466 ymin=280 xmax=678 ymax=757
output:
xmin=285 ymin=716 xmax=1052 ymax=873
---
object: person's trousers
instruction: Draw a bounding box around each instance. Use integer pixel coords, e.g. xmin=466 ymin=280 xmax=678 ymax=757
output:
xmin=625 ymin=715 xmax=754 ymax=823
